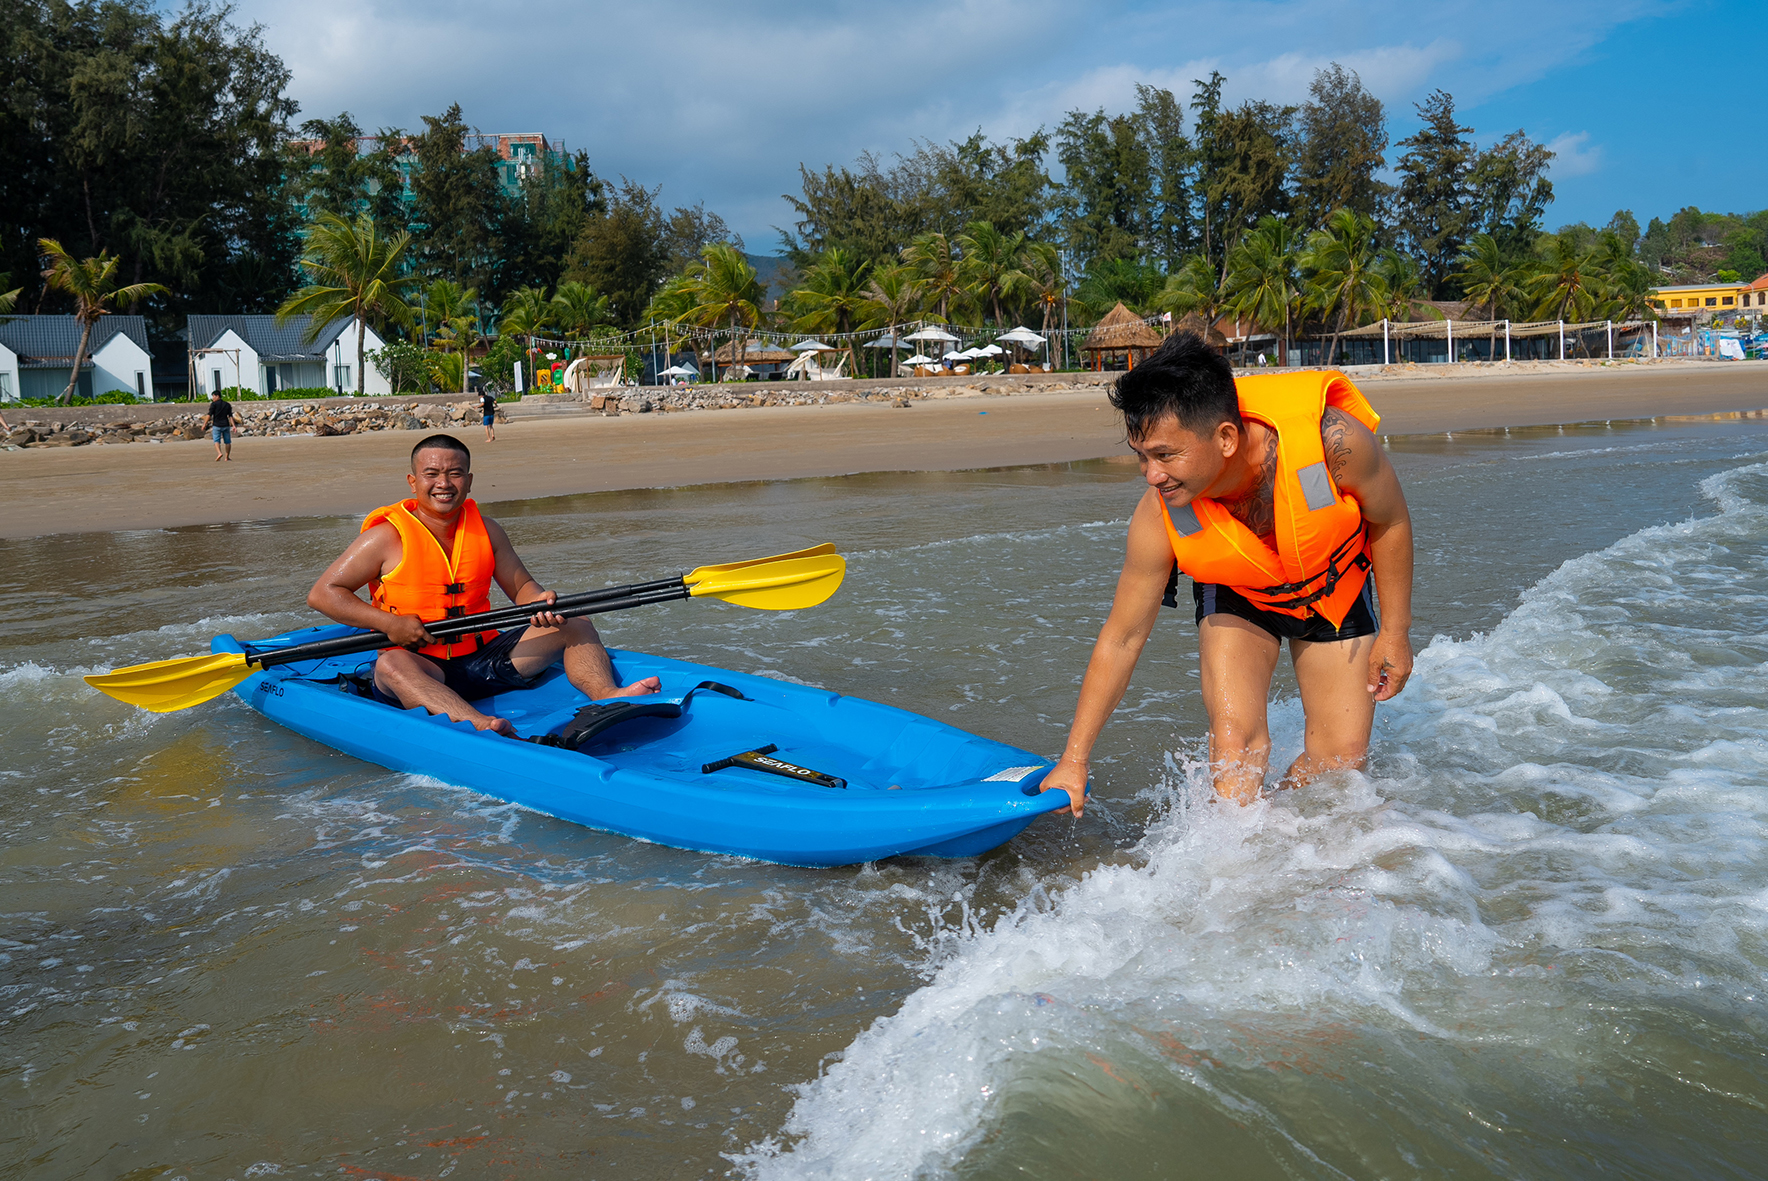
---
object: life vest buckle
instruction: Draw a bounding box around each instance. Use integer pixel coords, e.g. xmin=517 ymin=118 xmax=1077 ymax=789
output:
xmin=443 ymin=581 xmax=465 ymax=596
xmin=444 ymin=606 xmax=465 ymax=618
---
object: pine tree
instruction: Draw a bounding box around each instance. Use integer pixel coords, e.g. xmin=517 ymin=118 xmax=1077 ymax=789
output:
xmin=1394 ymin=90 xmax=1475 ymax=297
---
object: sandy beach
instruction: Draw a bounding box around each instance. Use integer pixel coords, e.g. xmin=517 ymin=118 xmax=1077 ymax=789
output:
xmin=5 ymin=360 xmax=1766 ymax=538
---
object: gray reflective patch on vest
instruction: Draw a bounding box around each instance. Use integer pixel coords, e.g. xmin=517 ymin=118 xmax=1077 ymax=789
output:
xmin=1297 ymin=462 xmax=1337 ymax=511
xmin=1167 ymin=501 xmax=1203 ymax=536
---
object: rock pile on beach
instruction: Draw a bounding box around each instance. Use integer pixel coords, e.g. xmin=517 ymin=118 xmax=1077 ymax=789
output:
xmin=577 ymin=376 xmax=1106 ymax=416
xmin=2 ymin=400 xmax=497 ymax=448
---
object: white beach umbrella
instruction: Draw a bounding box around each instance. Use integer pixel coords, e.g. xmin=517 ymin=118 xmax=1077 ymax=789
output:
xmin=658 ymin=364 xmax=698 ymax=377
xmin=902 ymin=353 xmax=934 ymax=365
xmin=998 ymin=327 xmax=1046 ymax=345
xmin=977 ymin=344 xmax=1004 ymax=356
xmin=791 ymin=339 xmax=833 ymax=352
xmin=942 ymin=350 xmax=968 ymax=361
xmin=865 ymin=333 xmax=905 ymax=348
xmin=905 ymin=326 xmax=959 ymax=343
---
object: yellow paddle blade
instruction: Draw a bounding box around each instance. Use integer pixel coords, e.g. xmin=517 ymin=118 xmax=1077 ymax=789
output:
xmin=687 ymin=552 xmax=846 ymax=610
xmin=82 ymin=651 xmax=260 ymax=713
xmin=683 ymin=542 xmax=837 ymax=585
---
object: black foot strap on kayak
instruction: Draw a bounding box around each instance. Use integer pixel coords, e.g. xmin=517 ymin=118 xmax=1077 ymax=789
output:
xmin=701 ymin=743 xmax=847 ymax=790
xmin=536 ymin=681 xmax=749 ymax=752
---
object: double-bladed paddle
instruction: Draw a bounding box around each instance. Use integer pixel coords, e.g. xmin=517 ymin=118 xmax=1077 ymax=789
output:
xmin=84 ymin=543 xmax=844 ymax=713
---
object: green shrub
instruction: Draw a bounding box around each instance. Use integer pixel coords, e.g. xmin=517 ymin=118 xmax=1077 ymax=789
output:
xmin=371 ymin=341 xmax=436 ymax=394
xmin=15 ymin=390 xmax=144 ymax=406
xmin=479 ymin=335 xmax=524 ymax=394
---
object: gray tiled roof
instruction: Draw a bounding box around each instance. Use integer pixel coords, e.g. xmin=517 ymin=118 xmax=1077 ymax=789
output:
xmin=0 ymin=315 xmax=150 ymax=364
xmin=187 ymin=314 xmax=355 ymax=362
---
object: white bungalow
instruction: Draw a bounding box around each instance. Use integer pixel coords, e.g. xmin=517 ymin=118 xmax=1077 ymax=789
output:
xmin=0 ymin=315 xmax=155 ymax=402
xmin=186 ymin=315 xmax=393 ymax=397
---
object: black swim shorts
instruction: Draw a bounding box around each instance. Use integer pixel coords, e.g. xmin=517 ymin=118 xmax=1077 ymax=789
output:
xmin=1191 ymin=578 xmax=1380 ymax=643
xmin=373 ymin=627 xmax=537 ymax=705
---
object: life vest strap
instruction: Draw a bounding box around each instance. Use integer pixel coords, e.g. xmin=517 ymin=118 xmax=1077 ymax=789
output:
xmin=1249 ymin=527 xmax=1368 ymax=610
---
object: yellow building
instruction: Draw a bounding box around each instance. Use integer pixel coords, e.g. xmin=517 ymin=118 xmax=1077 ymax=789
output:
xmin=1648 ymin=278 xmax=1768 ymax=315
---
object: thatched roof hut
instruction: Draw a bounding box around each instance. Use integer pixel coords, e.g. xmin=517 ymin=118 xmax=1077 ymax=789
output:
xmin=1083 ymin=303 xmax=1163 ymax=351
xmin=1082 ymin=302 xmax=1163 ymax=370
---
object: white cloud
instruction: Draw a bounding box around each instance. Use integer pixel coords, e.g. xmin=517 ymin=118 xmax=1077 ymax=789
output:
xmin=1546 ymin=131 xmax=1603 ymax=178
xmin=228 ymin=0 xmax=1663 ymax=243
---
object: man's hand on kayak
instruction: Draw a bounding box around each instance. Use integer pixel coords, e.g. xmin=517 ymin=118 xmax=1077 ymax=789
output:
xmin=1037 ymin=757 xmax=1090 ymax=818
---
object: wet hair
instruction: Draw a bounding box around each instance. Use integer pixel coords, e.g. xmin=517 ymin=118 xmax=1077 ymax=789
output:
xmin=1108 ymin=331 xmax=1240 ymax=439
xmin=410 ymin=434 xmax=471 ymax=469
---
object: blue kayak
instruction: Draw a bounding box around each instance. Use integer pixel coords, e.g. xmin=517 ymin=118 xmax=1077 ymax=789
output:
xmin=215 ymin=625 xmax=1070 ymax=866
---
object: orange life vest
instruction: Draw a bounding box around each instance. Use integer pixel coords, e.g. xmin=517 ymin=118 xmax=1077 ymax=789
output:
xmin=1161 ymin=370 xmax=1381 ymax=627
xmin=361 ymin=498 xmax=499 ymax=658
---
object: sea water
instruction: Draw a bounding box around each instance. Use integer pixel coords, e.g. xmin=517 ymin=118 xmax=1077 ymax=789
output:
xmin=3 ymin=415 xmax=1767 ymax=1178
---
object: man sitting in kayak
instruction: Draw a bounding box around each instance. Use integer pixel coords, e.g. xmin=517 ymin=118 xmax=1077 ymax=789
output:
xmin=307 ymin=434 xmax=660 ymax=734
xmin=1039 ymin=332 xmax=1414 ymax=812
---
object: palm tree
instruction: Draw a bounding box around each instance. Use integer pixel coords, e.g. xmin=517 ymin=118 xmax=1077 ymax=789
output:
xmin=1222 ymin=216 xmax=1302 ymax=363
xmin=1453 ymin=234 xmax=1525 ymax=319
xmin=1156 ymin=255 xmax=1229 ymax=334
xmin=859 ymin=264 xmax=925 ymax=376
xmin=1452 ymin=233 xmax=1528 ymax=360
xmin=643 ymin=275 xmax=698 ymax=378
xmin=1301 ymin=208 xmax=1384 ymax=365
xmin=1373 ymin=251 xmax=1423 ymax=324
xmin=1528 ymin=236 xmax=1600 ymax=324
xmin=551 ymin=281 xmax=611 ymax=338
xmin=499 ymin=285 xmax=554 ymax=339
xmin=421 ymin=279 xmax=476 ymax=347
xmin=676 ymin=244 xmax=766 ymax=382
xmin=434 ymin=315 xmax=482 ymax=394
xmin=38 ymin=240 xmax=168 ymax=403
xmin=0 ymin=272 xmax=21 ymax=317
xmin=902 ymin=232 xmax=969 ymax=324
xmin=955 ymin=221 xmax=1029 ymax=327
xmin=1074 ymin=258 xmax=1165 ymax=320
xmin=1018 ymin=241 xmax=1067 ymax=339
xmin=1598 ymin=240 xmax=1657 ymax=325
xmin=277 ymin=213 xmax=417 ymax=397
xmin=784 ymin=248 xmax=871 ymax=374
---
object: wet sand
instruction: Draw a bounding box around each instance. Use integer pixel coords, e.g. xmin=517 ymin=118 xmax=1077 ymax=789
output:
xmin=6 ymin=362 xmax=1767 ymax=538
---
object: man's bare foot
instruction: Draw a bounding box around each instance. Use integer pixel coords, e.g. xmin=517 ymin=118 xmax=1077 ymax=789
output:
xmin=595 ymin=676 xmax=663 ymax=700
xmin=467 ymin=713 xmax=516 ymax=736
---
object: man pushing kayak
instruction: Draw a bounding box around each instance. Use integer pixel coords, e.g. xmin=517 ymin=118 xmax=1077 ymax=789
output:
xmin=308 ymin=434 xmax=659 ymax=734
xmin=1039 ymin=332 xmax=1414 ymax=813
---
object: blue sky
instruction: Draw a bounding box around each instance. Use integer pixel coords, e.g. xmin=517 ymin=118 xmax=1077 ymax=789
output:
xmin=230 ymin=0 xmax=1756 ymax=249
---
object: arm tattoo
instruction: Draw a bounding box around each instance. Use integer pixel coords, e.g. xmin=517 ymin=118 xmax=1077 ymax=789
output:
xmin=1321 ymin=406 xmax=1357 ymax=485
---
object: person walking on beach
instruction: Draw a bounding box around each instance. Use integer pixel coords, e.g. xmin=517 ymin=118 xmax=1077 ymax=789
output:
xmin=479 ymin=386 xmax=498 ymax=443
xmin=205 ymin=390 xmax=234 ymax=461
xmin=1038 ymin=332 xmax=1414 ymax=814
xmin=306 ymin=434 xmax=659 ymax=734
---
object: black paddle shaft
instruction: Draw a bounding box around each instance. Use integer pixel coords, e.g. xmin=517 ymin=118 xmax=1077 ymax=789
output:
xmin=248 ymin=579 xmax=690 ymax=670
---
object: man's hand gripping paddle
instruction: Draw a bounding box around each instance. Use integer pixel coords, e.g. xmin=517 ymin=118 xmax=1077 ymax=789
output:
xmin=84 ymin=544 xmax=845 ymax=714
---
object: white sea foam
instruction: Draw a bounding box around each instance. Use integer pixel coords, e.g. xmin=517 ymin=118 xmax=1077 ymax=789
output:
xmin=739 ymin=462 xmax=1768 ymax=1179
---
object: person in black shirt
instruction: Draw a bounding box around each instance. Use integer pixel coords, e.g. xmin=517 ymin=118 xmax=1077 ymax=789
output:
xmin=205 ymin=390 xmax=234 ymax=462
xmin=478 ymin=386 xmax=498 ymax=443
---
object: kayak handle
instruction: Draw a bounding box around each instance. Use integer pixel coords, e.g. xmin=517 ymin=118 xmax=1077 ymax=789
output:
xmin=701 ymin=745 xmax=848 ymax=791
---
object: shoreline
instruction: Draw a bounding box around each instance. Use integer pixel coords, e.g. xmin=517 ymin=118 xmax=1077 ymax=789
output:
xmin=6 ymin=362 xmax=1767 ymax=540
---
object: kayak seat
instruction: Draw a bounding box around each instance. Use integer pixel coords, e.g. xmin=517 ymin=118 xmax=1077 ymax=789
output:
xmin=542 ymin=700 xmax=685 ymax=751
xmin=537 ymin=680 xmax=749 ymax=753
